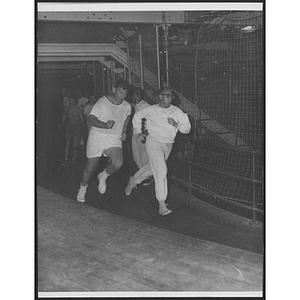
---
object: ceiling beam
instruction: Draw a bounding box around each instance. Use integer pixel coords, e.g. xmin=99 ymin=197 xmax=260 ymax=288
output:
xmin=38 ymin=43 xmax=127 ymax=65
xmin=37 ymin=62 xmax=97 ymax=69
xmin=38 ymin=56 xmax=106 ymax=63
xmin=38 ymin=3 xmax=262 ymax=24
xmin=38 ymin=11 xmax=186 ymax=24
xmin=38 ymin=3 xmax=263 ymax=13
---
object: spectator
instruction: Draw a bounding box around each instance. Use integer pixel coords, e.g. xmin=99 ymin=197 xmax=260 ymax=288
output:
xmin=59 ymin=97 xmax=84 ymax=166
xmin=62 ymin=89 xmax=72 ymax=110
xmin=77 ymin=89 xmax=89 ymax=111
xmin=83 ymin=94 xmax=98 ymax=145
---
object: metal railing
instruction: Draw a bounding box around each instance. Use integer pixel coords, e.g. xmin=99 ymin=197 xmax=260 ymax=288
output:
xmin=169 ymin=136 xmax=264 ymax=224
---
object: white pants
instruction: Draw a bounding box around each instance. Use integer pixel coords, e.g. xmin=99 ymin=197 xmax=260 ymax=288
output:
xmin=133 ymin=136 xmax=173 ymax=202
xmin=131 ymin=133 xmax=149 ymax=169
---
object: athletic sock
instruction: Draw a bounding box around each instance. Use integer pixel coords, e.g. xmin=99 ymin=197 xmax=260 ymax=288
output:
xmin=80 ymin=183 xmax=88 ymax=190
xmin=103 ymin=168 xmax=110 ymax=179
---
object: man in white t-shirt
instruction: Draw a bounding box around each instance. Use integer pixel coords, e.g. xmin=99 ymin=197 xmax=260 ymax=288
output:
xmin=77 ymin=80 xmax=132 ymax=203
xmin=125 ymin=86 xmax=191 ymax=216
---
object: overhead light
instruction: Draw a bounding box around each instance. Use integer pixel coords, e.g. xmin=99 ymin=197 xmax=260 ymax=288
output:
xmin=241 ymin=26 xmax=258 ymax=33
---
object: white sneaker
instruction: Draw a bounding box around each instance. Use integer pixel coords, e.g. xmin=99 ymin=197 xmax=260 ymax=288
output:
xmin=159 ymin=202 xmax=172 ymax=216
xmin=98 ymin=172 xmax=107 ymax=194
xmin=77 ymin=185 xmax=87 ymax=202
xmin=125 ymin=176 xmax=137 ymax=196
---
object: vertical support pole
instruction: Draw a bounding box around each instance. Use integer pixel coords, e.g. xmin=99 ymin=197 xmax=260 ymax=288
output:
xmin=229 ymin=39 xmax=237 ymax=146
xmin=194 ymin=28 xmax=201 ymax=140
xmin=93 ymin=62 xmax=97 ymax=96
xmin=155 ymin=25 xmax=161 ymax=90
xmin=164 ymin=25 xmax=169 ymax=86
xmin=84 ymin=63 xmax=88 ymax=96
xmin=106 ymin=62 xmax=112 ymax=94
xmin=111 ymin=61 xmax=115 ymax=88
xmin=123 ymin=65 xmax=127 ymax=80
xmin=229 ymin=46 xmax=232 ymax=105
xmin=187 ymin=140 xmax=192 ymax=198
xmin=199 ymin=26 xmax=206 ymax=140
xmin=262 ymin=166 xmax=264 ymax=212
xmin=250 ymin=151 xmax=258 ymax=225
xmin=126 ymin=42 xmax=132 ymax=84
xmin=179 ymin=64 xmax=183 ymax=95
xmin=139 ymin=34 xmax=144 ymax=89
xmin=101 ymin=63 xmax=105 ymax=94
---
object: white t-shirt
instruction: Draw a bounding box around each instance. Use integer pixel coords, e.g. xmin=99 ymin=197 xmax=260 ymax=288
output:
xmin=89 ymin=96 xmax=132 ymax=136
xmin=133 ymin=104 xmax=191 ymax=143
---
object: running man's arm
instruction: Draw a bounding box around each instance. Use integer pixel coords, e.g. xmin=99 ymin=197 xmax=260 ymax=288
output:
xmin=176 ymin=111 xmax=191 ymax=134
xmin=88 ymin=114 xmax=115 ymax=129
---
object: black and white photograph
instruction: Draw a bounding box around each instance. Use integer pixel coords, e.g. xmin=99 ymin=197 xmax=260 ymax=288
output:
xmin=34 ymin=2 xmax=267 ymax=298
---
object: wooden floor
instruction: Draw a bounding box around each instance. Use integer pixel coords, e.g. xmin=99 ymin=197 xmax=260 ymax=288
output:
xmin=37 ymin=186 xmax=264 ymax=297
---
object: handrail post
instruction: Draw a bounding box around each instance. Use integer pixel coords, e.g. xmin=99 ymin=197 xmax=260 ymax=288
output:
xmin=250 ymin=151 xmax=259 ymax=225
xmin=126 ymin=42 xmax=132 ymax=84
xmin=101 ymin=63 xmax=105 ymax=93
xmin=165 ymin=25 xmax=169 ymax=86
xmin=139 ymin=34 xmax=144 ymax=88
xmin=93 ymin=62 xmax=97 ymax=96
xmin=155 ymin=25 xmax=161 ymax=90
xmin=187 ymin=140 xmax=192 ymax=197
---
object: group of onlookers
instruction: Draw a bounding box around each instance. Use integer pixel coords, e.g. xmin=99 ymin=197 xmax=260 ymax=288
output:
xmin=59 ymin=89 xmax=98 ymax=166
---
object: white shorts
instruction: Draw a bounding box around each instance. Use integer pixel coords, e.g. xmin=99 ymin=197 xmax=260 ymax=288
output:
xmin=86 ymin=131 xmax=122 ymax=158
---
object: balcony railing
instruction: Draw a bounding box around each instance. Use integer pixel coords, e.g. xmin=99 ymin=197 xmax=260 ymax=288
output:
xmin=169 ymin=136 xmax=264 ymax=224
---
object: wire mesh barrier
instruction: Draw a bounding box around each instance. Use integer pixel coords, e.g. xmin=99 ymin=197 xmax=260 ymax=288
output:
xmin=167 ymin=13 xmax=264 ymax=150
xmin=169 ymin=136 xmax=263 ymax=223
xmin=124 ymin=11 xmax=264 ymax=221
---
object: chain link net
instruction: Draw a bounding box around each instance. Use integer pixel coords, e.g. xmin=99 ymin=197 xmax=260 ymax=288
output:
xmin=126 ymin=12 xmax=264 ymax=214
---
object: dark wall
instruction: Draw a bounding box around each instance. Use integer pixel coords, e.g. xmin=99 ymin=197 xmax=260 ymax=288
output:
xmin=38 ymin=21 xmax=114 ymax=44
xmin=36 ymin=72 xmax=65 ymax=165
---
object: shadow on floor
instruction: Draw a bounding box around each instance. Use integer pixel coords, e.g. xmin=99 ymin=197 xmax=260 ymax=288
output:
xmin=36 ymin=146 xmax=264 ymax=254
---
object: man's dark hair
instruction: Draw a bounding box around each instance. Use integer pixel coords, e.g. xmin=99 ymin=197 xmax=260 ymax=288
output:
xmin=134 ymin=86 xmax=145 ymax=100
xmin=114 ymin=79 xmax=131 ymax=92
